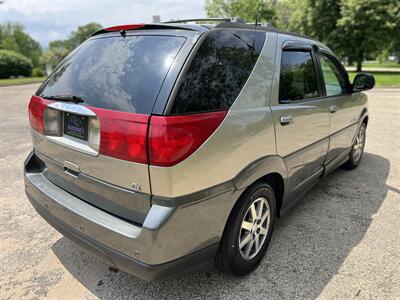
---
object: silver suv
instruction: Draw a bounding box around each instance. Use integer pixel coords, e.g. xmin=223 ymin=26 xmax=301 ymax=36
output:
xmin=24 ymin=20 xmax=374 ymax=281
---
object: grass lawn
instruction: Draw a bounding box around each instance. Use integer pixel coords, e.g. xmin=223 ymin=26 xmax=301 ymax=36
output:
xmin=348 ymin=71 xmax=400 ymax=87
xmin=0 ymin=77 xmax=46 ymax=87
xmin=363 ymin=61 xmax=400 ymax=68
xmin=345 ymin=60 xmax=400 ymax=69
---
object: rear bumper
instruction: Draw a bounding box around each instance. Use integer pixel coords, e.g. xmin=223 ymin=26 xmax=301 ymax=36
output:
xmin=27 ymin=191 xmax=217 ymax=281
xmin=24 ymin=151 xmax=235 ymax=281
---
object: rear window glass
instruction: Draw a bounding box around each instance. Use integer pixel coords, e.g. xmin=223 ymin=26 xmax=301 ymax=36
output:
xmin=170 ymin=30 xmax=266 ymax=115
xmin=37 ymin=35 xmax=185 ymax=114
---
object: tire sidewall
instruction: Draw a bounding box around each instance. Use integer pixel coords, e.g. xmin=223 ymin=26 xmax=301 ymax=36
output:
xmin=223 ymin=182 xmax=276 ymax=275
xmin=350 ymin=123 xmax=366 ymax=166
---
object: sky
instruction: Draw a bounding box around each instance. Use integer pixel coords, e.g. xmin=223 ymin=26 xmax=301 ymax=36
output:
xmin=0 ymin=0 xmax=207 ymax=47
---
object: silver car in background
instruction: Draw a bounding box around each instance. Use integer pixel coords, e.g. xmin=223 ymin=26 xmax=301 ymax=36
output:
xmin=24 ymin=19 xmax=374 ymax=281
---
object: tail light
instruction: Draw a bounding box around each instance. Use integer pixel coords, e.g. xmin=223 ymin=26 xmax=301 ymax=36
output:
xmin=149 ymin=111 xmax=227 ymax=167
xmin=43 ymin=108 xmax=62 ymax=136
xmin=103 ymin=24 xmax=145 ymax=31
xmin=28 ymin=96 xmax=53 ymax=134
xmin=88 ymin=117 xmax=100 ymax=151
xmin=90 ymin=107 xmax=149 ymax=164
xmin=28 ymin=96 xmax=227 ymax=166
xmin=89 ymin=109 xmax=226 ymax=166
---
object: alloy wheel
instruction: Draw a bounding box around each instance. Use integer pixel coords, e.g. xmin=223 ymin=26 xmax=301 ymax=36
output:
xmin=353 ymin=126 xmax=365 ymax=162
xmin=238 ymin=197 xmax=271 ymax=260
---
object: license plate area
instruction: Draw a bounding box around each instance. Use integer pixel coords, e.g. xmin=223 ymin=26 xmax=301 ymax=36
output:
xmin=64 ymin=112 xmax=89 ymax=141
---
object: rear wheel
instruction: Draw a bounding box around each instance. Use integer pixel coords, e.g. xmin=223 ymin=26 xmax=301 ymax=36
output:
xmin=216 ymin=181 xmax=276 ymax=276
xmin=342 ymin=123 xmax=366 ymax=170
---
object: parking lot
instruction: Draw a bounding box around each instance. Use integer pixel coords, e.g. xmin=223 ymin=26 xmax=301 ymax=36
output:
xmin=0 ymin=84 xmax=399 ymax=299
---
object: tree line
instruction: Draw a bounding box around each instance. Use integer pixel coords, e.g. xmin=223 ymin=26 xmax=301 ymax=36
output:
xmin=0 ymin=22 xmax=102 ymax=78
xmin=206 ymin=0 xmax=400 ymax=71
xmin=0 ymin=0 xmax=398 ymax=78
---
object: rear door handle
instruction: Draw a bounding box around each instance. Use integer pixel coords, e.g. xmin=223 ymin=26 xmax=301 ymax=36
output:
xmin=330 ymin=105 xmax=338 ymax=113
xmin=280 ymin=115 xmax=294 ymax=125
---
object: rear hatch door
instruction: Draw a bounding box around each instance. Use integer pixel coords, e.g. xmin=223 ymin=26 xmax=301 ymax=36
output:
xmin=30 ymin=29 xmax=200 ymax=224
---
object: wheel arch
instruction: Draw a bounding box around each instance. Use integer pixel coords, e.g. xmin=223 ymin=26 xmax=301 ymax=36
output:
xmin=362 ymin=115 xmax=368 ymax=126
xmin=233 ymin=156 xmax=288 ymax=217
xmin=359 ymin=107 xmax=368 ymax=127
xmin=259 ymin=173 xmax=284 ymax=217
xmin=350 ymin=108 xmax=368 ymax=145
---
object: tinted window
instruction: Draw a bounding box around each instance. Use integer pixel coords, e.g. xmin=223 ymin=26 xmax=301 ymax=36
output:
xmin=37 ymin=35 xmax=185 ymax=114
xmin=170 ymin=30 xmax=265 ymax=114
xmin=279 ymin=51 xmax=319 ymax=102
xmin=317 ymin=52 xmax=346 ymax=96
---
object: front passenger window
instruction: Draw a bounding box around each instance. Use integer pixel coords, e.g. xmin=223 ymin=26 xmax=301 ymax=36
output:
xmin=317 ymin=52 xmax=346 ymax=96
xmin=279 ymin=51 xmax=319 ymax=102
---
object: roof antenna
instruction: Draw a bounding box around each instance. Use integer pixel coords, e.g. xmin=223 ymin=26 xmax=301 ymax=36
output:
xmin=252 ymin=4 xmax=261 ymax=53
xmin=255 ymin=5 xmax=260 ymax=27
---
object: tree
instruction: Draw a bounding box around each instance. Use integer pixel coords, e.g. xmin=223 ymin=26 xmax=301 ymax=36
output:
xmin=64 ymin=22 xmax=103 ymax=51
xmin=0 ymin=50 xmax=33 ymax=78
xmin=0 ymin=22 xmax=41 ymax=67
xmin=205 ymin=0 xmax=276 ymax=24
xmin=337 ymin=0 xmax=396 ymax=71
xmin=207 ymin=0 xmax=398 ymax=71
xmin=204 ymin=0 xmax=343 ymax=51
xmin=40 ymin=47 xmax=70 ymax=70
xmin=284 ymin=0 xmax=399 ymax=69
xmin=273 ymin=0 xmax=296 ymax=31
xmin=285 ymin=0 xmax=342 ymax=51
xmin=388 ymin=1 xmax=400 ymax=63
xmin=305 ymin=0 xmax=342 ymax=45
xmin=41 ymin=22 xmax=102 ymax=71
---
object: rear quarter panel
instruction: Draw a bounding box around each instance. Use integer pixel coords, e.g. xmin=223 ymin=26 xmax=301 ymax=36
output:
xmin=149 ymin=32 xmax=279 ymax=198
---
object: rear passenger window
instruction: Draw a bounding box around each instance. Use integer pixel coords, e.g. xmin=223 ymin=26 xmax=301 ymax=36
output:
xmin=317 ymin=52 xmax=346 ymax=96
xmin=279 ymin=51 xmax=319 ymax=102
xmin=170 ymin=30 xmax=265 ymax=115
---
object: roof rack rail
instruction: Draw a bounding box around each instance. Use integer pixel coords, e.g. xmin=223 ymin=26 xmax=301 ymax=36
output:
xmin=163 ymin=18 xmax=232 ymax=24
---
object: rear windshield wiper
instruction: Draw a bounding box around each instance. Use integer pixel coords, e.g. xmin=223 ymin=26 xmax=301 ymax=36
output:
xmin=42 ymin=95 xmax=85 ymax=104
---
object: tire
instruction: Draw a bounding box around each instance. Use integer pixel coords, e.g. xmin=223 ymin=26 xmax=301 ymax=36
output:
xmin=216 ymin=181 xmax=276 ymax=276
xmin=342 ymin=123 xmax=366 ymax=170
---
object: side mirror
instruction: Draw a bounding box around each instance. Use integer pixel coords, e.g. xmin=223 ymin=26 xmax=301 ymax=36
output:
xmin=352 ymin=73 xmax=375 ymax=92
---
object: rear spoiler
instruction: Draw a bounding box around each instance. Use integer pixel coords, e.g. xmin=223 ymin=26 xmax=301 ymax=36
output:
xmin=91 ymin=23 xmax=196 ymax=37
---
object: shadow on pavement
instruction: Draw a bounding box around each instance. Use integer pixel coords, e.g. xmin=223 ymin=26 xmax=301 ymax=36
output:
xmin=52 ymin=152 xmax=390 ymax=299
